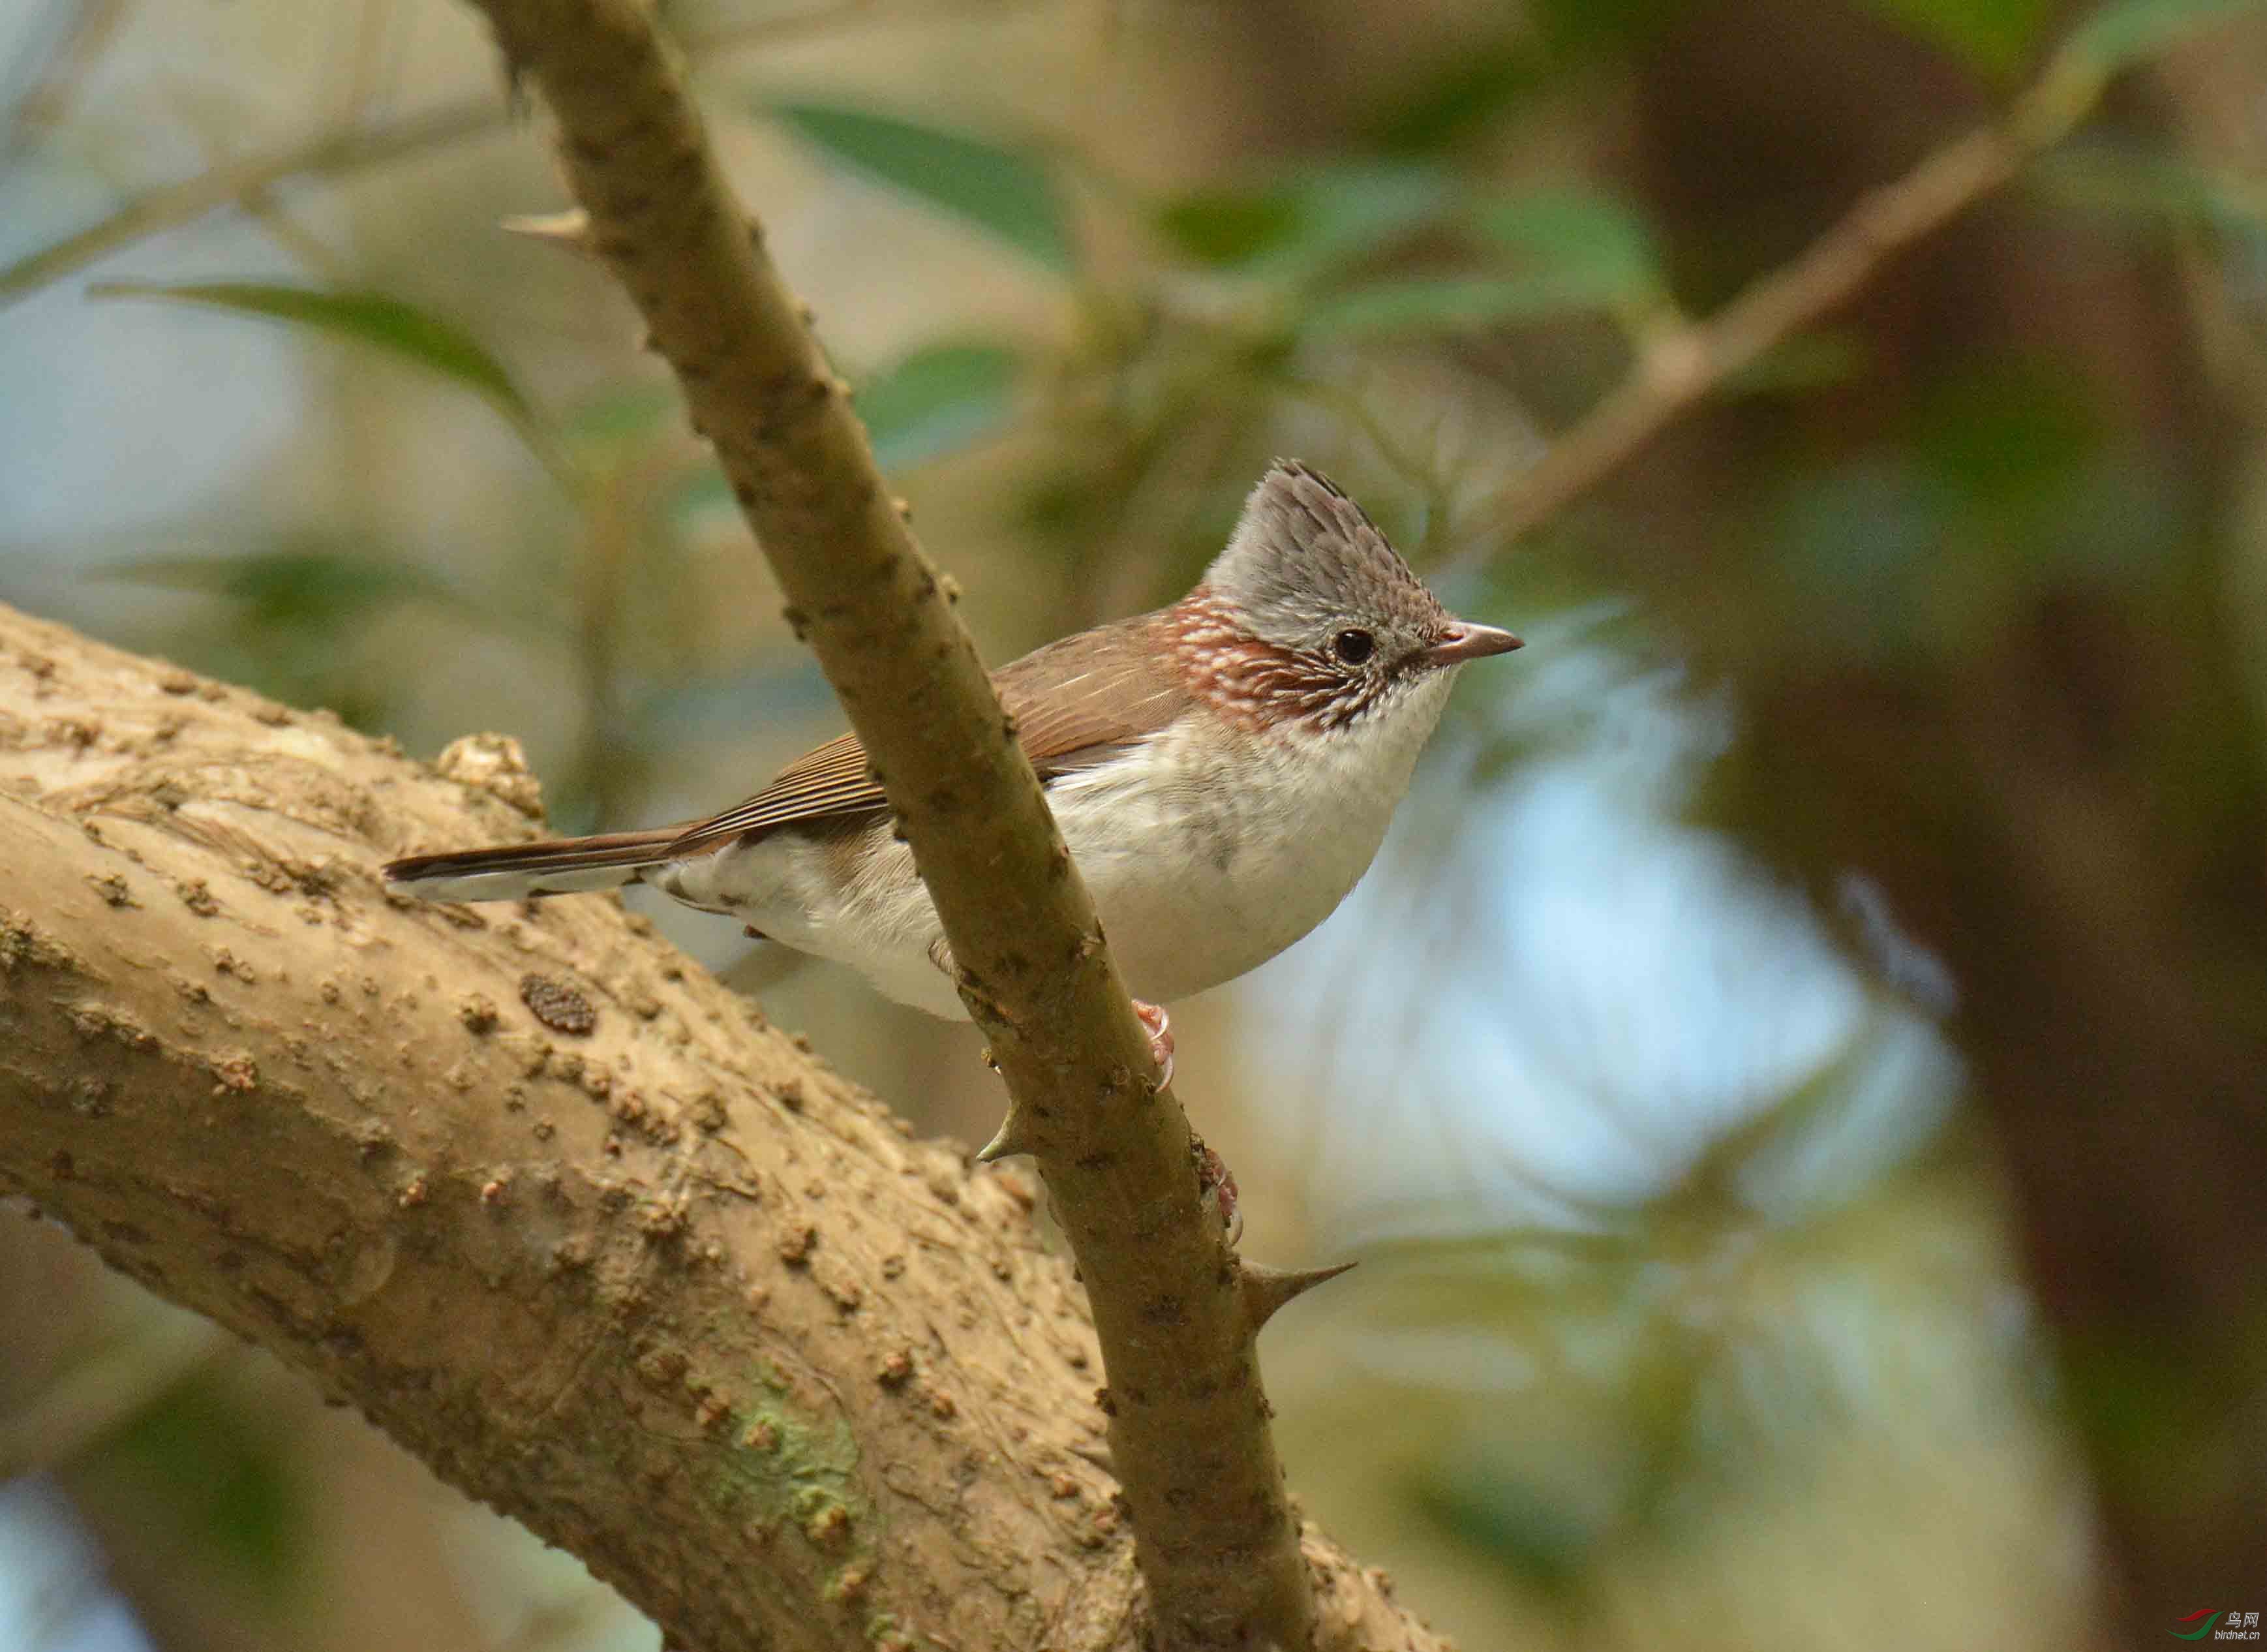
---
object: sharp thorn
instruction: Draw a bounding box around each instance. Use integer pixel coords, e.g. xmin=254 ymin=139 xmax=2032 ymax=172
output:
xmin=1240 ymin=1260 xmax=1357 ymax=1330
xmin=500 ymin=207 xmax=594 ymax=254
xmin=976 ymin=1115 xmax=1035 ymax=1163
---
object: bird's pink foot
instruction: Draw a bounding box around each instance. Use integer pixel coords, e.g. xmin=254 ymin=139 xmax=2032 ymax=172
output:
xmin=1133 ymin=999 xmax=1175 ymax=1088
xmin=1193 ymin=1135 xmax=1242 ymax=1246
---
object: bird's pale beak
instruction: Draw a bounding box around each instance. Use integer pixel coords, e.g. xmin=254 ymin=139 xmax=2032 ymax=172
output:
xmin=1422 ymin=621 xmax=1523 ymax=667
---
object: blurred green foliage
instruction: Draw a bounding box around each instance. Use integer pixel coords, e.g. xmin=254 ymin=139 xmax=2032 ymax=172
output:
xmin=1859 ymin=0 xmax=2056 ymax=75
xmin=93 ymin=1375 xmax=303 ymax=1601
xmin=770 ymin=100 xmax=1077 ymax=275
xmin=89 ymin=281 xmax=552 ymax=459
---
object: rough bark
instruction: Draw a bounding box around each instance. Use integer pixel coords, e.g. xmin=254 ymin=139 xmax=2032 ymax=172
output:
xmin=0 ymin=604 xmax=1443 ymax=1652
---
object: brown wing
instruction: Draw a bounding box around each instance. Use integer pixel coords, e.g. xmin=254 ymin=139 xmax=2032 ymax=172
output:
xmin=669 ymin=611 xmax=1188 ymax=854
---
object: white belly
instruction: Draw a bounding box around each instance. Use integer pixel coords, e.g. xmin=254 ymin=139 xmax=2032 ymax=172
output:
xmin=1054 ymin=718 xmax=1410 ymax=1005
xmin=658 ymin=684 xmax=1450 ymax=1019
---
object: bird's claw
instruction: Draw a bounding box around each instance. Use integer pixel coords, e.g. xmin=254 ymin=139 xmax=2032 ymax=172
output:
xmin=1132 ymin=999 xmax=1175 ymax=1089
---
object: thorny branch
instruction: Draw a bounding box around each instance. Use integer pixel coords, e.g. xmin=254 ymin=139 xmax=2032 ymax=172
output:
xmin=450 ymin=1 xmax=1382 ymax=1647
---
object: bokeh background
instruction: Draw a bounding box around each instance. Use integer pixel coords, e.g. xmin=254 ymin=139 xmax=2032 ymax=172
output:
xmin=5 ymin=0 xmax=2265 ymax=1648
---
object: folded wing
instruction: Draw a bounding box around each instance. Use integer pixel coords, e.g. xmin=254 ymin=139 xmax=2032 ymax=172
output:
xmin=667 ymin=611 xmax=1189 ymax=854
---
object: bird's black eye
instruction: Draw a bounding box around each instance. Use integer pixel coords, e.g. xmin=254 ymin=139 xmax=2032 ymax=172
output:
xmin=1332 ymin=628 xmax=1376 ymax=666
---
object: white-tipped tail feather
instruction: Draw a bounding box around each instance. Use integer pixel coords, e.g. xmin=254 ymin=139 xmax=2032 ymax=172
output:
xmin=383 ymin=829 xmax=681 ymax=903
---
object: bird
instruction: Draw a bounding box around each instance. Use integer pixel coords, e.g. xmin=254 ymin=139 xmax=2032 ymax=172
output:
xmin=383 ymin=461 xmax=1521 ymax=1078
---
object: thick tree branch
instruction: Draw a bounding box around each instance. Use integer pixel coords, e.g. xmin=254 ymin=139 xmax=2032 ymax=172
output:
xmin=0 ymin=604 xmax=1438 ymax=1652
xmin=452 ymin=3 xmax=1348 ymax=1647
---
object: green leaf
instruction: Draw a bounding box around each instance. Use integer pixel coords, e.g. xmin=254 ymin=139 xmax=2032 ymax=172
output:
xmin=770 ymin=101 xmax=1074 ymax=275
xmin=1723 ymin=329 xmax=1870 ymax=395
xmin=669 ymin=340 xmax=1022 ymax=517
xmin=1912 ymin=358 xmax=2101 ymax=510
xmin=2037 ymin=142 xmax=2267 ymax=230
xmin=2062 ymin=0 xmax=2267 ymax=69
xmin=855 ymin=340 xmax=1022 ymax=470
xmin=667 ymin=467 xmax=735 ymax=525
xmin=1857 ymin=0 xmax=2055 ymax=74
xmin=107 ymin=546 xmax=463 ymax=632
xmin=87 ymin=281 xmax=542 ymax=436
xmin=1368 ymin=42 xmax=1546 ymax=155
xmin=1415 ymin=1457 xmax=1609 ymax=1587
xmin=1306 ymin=273 xmax=1634 ymax=337
xmin=1296 ymin=185 xmax=1665 ymax=340
xmin=100 ymin=1375 xmax=302 ymax=1599
xmin=562 ymin=380 xmax=682 ymax=445
xmin=1529 ymin=0 xmax=1688 ymax=57
xmin=1157 ymin=164 xmax=1457 ymax=280
xmin=1473 ymin=187 xmax=1663 ymax=308
xmin=1155 ymin=191 xmax=1306 ymax=267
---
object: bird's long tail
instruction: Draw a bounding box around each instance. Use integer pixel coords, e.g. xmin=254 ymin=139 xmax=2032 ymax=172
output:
xmin=384 ymin=828 xmax=684 ymax=903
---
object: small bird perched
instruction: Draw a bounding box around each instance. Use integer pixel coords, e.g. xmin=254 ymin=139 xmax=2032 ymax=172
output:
xmin=384 ymin=463 xmax=1521 ymax=1074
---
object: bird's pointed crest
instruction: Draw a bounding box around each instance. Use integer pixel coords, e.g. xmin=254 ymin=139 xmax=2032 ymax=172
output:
xmin=1204 ymin=461 xmax=1446 ymax=645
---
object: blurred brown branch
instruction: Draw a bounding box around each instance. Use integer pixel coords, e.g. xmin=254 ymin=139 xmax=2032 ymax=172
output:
xmin=1452 ymin=25 xmax=2168 ymax=572
xmin=0 ymin=0 xmax=1032 ymax=310
xmin=0 ymin=0 xmax=135 ymax=165
xmin=0 ymin=97 xmax=500 ymax=307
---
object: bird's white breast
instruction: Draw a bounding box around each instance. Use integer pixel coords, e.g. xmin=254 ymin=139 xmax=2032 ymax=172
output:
xmin=1053 ymin=684 xmax=1448 ymax=1005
